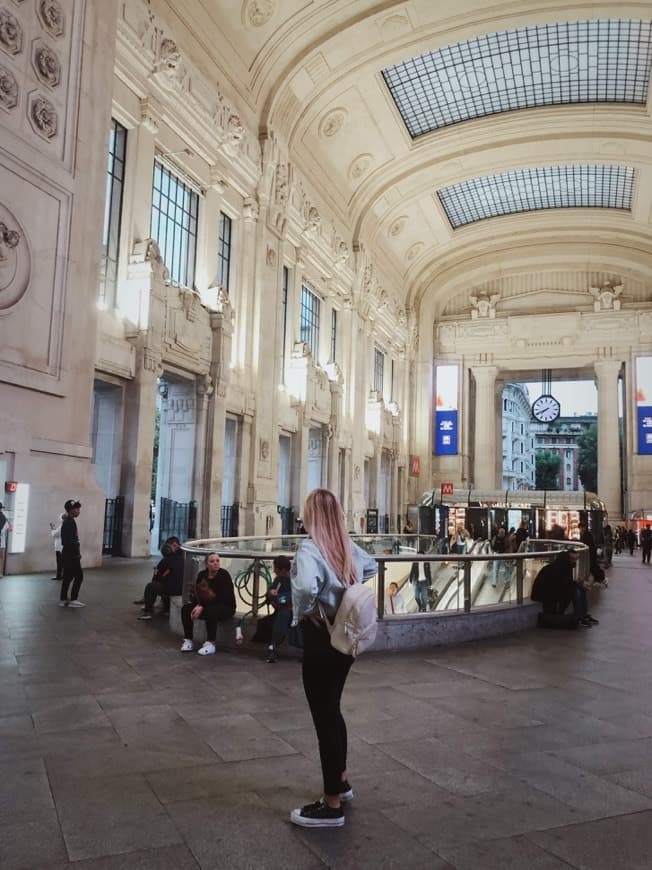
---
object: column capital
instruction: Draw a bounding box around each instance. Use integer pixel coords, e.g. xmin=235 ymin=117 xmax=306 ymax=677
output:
xmin=471 ymin=365 xmax=499 ymax=384
xmin=139 ymin=97 xmax=161 ymax=135
xmin=594 ymin=359 xmax=623 ymax=380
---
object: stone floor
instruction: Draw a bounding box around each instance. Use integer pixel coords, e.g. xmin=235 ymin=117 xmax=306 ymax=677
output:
xmin=1 ymin=554 xmax=652 ymax=869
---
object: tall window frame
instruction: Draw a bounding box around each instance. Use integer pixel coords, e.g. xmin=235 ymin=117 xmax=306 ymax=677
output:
xmin=300 ymin=285 xmax=321 ymax=359
xmin=374 ymin=347 xmax=385 ymax=394
xmin=330 ymin=308 xmax=338 ymax=363
xmin=150 ymin=160 xmax=199 ymax=289
xmin=99 ymin=119 xmax=127 ymax=308
xmin=280 ymin=266 xmax=289 ymax=383
xmin=217 ymin=211 xmax=232 ymax=293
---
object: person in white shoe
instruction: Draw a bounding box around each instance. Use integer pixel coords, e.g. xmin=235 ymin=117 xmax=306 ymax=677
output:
xmin=289 ymin=488 xmax=377 ymax=829
xmin=59 ymin=499 xmax=85 ymax=608
xmin=180 ymin=552 xmax=235 ymax=655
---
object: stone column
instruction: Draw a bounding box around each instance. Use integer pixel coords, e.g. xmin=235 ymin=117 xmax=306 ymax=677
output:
xmin=192 ymin=375 xmax=212 ymax=533
xmin=595 ymin=359 xmax=623 ymax=516
xmin=120 ymin=347 xmax=160 ymax=556
xmin=471 ymin=365 xmax=499 ymax=489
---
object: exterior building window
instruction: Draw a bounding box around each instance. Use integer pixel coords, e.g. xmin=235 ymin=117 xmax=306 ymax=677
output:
xmin=150 ymin=160 xmax=198 ymax=288
xmin=391 ymin=358 xmax=395 ymax=401
xmin=374 ymin=347 xmax=385 ymax=394
xmin=280 ymin=266 xmax=289 ymax=383
xmin=99 ymin=119 xmax=127 ymax=308
xmin=300 ymin=285 xmax=320 ymax=358
xmin=218 ymin=211 xmax=232 ymax=292
xmin=330 ymin=308 xmax=337 ymax=362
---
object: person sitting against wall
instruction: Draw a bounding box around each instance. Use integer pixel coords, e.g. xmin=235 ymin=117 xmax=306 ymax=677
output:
xmin=531 ymin=549 xmax=598 ymax=628
xmin=137 ymin=536 xmax=184 ymax=620
xmin=180 ymin=552 xmax=236 ymax=655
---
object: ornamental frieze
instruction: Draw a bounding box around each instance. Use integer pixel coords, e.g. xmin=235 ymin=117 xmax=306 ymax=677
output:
xmin=0 ymin=8 xmax=22 ymax=54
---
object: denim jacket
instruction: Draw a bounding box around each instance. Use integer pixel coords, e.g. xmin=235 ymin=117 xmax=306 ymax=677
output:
xmin=290 ymin=538 xmax=378 ymax=626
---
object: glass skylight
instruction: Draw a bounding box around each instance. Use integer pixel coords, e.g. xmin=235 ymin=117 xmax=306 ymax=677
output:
xmin=382 ymin=19 xmax=652 ymax=137
xmin=437 ymin=165 xmax=635 ymax=229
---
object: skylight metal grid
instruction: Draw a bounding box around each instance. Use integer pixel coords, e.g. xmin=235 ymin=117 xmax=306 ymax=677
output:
xmin=382 ymin=19 xmax=652 ymax=137
xmin=437 ymin=165 xmax=634 ymax=228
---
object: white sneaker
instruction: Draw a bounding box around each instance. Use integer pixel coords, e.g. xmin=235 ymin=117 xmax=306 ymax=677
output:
xmin=180 ymin=639 xmax=194 ymax=652
xmin=68 ymin=600 xmax=85 ymax=608
xmin=197 ymin=641 xmax=216 ymax=656
xmin=58 ymin=600 xmax=68 ymax=607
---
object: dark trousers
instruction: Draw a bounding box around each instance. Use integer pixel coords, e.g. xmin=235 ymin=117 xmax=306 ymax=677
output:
xmin=271 ymin=608 xmax=292 ymax=647
xmin=144 ymin=580 xmax=169 ymax=614
xmin=60 ymin=559 xmax=83 ymax=601
xmin=643 ymin=548 xmax=651 ymax=565
xmin=54 ymin=550 xmax=63 ymax=579
xmin=301 ymin=619 xmax=354 ymax=796
xmin=181 ymin=602 xmax=233 ymax=643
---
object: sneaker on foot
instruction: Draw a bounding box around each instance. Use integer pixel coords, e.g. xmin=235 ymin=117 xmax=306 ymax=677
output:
xmin=586 ymin=614 xmax=599 ymax=624
xmin=197 ymin=641 xmax=216 ymax=656
xmin=180 ymin=639 xmax=194 ymax=652
xmin=58 ymin=600 xmax=68 ymax=607
xmin=68 ymin=600 xmax=85 ymax=608
xmin=51 ymin=577 xmax=61 ymax=581
xmin=266 ymin=653 xmax=277 ymax=663
xmin=290 ymin=799 xmax=344 ymax=828
xmin=579 ymin=617 xmax=593 ymax=627
xmin=137 ymin=613 xmax=153 ymax=620
xmin=339 ymin=780 xmax=354 ymax=802
xmin=133 ymin=599 xmax=144 ymax=605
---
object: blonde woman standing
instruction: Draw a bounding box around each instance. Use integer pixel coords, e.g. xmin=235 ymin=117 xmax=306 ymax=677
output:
xmin=290 ymin=489 xmax=377 ymax=828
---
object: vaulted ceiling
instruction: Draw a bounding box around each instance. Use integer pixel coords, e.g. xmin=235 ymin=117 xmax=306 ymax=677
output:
xmin=164 ymin=0 xmax=652 ymax=313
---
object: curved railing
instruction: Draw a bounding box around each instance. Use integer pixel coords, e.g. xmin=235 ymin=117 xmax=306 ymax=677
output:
xmin=181 ymin=535 xmax=589 ymax=623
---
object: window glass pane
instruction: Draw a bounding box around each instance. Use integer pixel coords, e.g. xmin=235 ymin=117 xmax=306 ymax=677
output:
xmin=99 ymin=118 xmax=127 ymax=307
xmin=300 ymin=286 xmax=321 ymax=358
xmin=150 ymin=160 xmax=199 ymax=288
xmin=218 ymin=212 xmax=232 ymax=292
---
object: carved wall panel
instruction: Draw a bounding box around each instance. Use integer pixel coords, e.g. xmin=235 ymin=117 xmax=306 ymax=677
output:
xmin=0 ymin=0 xmax=81 ymax=168
xmin=0 ymin=157 xmax=70 ymax=392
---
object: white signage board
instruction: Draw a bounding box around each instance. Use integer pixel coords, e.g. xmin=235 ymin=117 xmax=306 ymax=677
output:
xmin=9 ymin=483 xmax=29 ymax=554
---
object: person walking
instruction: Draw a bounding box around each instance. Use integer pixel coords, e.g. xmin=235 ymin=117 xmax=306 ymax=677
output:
xmin=180 ymin=552 xmax=235 ymax=655
xmin=627 ymin=528 xmax=637 ymax=556
xmin=0 ymin=502 xmax=11 ymax=577
xmin=409 ymin=549 xmax=432 ymax=611
xmin=641 ymin=525 xmax=652 ymax=565
xmin=59 ymin=499 xmax=85 ymax=607
xmin=290 ymin=488 xmax=377 ymax=828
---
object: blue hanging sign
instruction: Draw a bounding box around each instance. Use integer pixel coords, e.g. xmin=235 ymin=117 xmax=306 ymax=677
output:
xmin=638 ymin=406 xmax=652 ymax=455
xmin=435 ymin=410 xmax=458 ymax=455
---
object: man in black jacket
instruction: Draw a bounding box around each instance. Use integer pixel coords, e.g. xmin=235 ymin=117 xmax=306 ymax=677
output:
xmin=137 ymin=536 xmax=184 ymax=620
xmin=60 ymin=499 xmax=84 ymax=608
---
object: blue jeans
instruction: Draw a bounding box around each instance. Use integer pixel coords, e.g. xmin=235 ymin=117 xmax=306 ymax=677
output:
xmin=492 ymin=559 xmax=511 ymax=587
xmin=413 ymin=581 xmax=429 ymax=612
xmin=271 ymin=607 xmax=292 ymax=647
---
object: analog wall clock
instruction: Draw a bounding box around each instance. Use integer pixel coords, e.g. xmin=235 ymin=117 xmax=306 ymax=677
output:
xmin=532 ymin=393 xmax=561 ymax=423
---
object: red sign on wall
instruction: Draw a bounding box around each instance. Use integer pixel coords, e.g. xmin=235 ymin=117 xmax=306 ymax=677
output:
xmin=441 ymin=482 xmax=454 ymax=496
xmin=409 ymin=455 xmax=421 ymax=477
xmin=4 ymin=481 xmax=17 ymax=494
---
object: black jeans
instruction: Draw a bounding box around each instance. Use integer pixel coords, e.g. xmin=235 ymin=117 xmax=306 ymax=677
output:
xmin=271 ymin=608 xmax=292 ymax=647
xmin=143 ymin=580 xmax=169 ymax=614
xmin=60 ymin=559 xmax=83 ymax=601
xmin=301 ymin=619 xmax=354 ymax=796
xmin=181 ymin=602 xmax=233 ymax=643
xmin=54 ymin=550 xmax=63 ymax=579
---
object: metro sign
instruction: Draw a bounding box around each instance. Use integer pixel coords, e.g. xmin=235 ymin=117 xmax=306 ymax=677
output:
xmin=409 ymin=455 xmax=421 ymax=477
xmin=441 ymin=482 xmax=454 ymax=496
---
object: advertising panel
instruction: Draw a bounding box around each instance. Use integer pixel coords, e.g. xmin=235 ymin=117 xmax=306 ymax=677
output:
xmin=434 ymin=365 xmax=458 ymax=455
xmin=636 ymin=357 xmax=652 ymax=455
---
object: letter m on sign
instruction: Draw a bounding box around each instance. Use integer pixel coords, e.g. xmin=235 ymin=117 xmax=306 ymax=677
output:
xmin=441 ymin=482 xmax=454 ymax=496
xmin=410 ymin=455 xmax=420 ymax=477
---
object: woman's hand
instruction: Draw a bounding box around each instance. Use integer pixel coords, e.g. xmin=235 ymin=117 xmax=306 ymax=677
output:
xmin=191 ymin=605 xmax=203 ymax=620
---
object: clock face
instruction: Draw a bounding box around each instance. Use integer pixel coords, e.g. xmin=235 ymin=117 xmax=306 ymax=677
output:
xmin=532 ymin=394 xmax=561 ymax=423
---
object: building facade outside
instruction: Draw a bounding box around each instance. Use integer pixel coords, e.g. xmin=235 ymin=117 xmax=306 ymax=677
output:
xmin=533 ymin=416 xmax=598 ymax=492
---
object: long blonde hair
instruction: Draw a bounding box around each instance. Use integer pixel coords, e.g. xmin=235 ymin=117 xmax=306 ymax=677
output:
xmin=303 ymin=488 xmax=357 ymax=585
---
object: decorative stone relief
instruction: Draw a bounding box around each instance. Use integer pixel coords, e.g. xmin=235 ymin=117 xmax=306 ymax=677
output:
xmin=37 ymin=0 xmax=64 ymax=38
xmin=469 ymin=292 xmax=500 ymax=319
xmin=406 ymin=242 xmax=423 ymax=262
xmin=388 ymin=216 xmax=408 ymax=237
xmin=259 ymin=439 xmax=270 ymax=460
xmin=28 ymin=93 xmax=58 ymax=139
xmin=380 ymin=13 xmax=411 ymax=39
xmin=304 ymin=206 xmax=320 ymax=233
xmin=151 ymin=37 xmax=187 ymax=91
xmin=141 ymin=238 xmax=170 ymax=282
xmin=334 ymin=239 xmax=349 ymax=267
xmin=348 ymin=153 xmax=372 ymax=182
xmin=0 ymin=205 xmax=30 ymax=310
xmin=0 ymin=8 xmax=22 ymax=54
xmin=589 ymin=280 xmax=623 ymax=312
xmin=243 ymin=196 xmax=259 ymax=222
xmin=319 ymin=107 xmax=347 ymax=138
xmin=265 ymin=246 xmax=276 ymax=267
xmin=242 ymin=0 xmax=275 ymax=29
xmin=32 ymin=40 xmax=61 ymax=87
xmin=0 ymin=62 xmax=18 ymax=109
xmin=275 ymin=163 xmax=289 ymax=206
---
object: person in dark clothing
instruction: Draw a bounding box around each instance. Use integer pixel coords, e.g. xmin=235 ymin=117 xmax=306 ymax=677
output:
xmin=409 ymin=550 xmax=432 ymax=612
xmin=59 ymin=499 xmax=84 ymax=607
xmin=579 ymin=520 xmax=603 ymax=583
xmin=137 ymin=536 xmax=184 ymax=620
xmin=180 ymin=552 xmax=236 ymax=655
xmin=515 ymin=521 xmax=529 ymax=551
xmin=531 ymin=549 xmax=598 ymax=627
xmin=627 ymin=528 xmax=637 ymax=556
xmin=641 ymin=525 xmax=652 ymax=565
xmin=0 ymin=502 xmax=10 ymax=577
xmin=265 ymin=555 xmax=293 ymax=663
